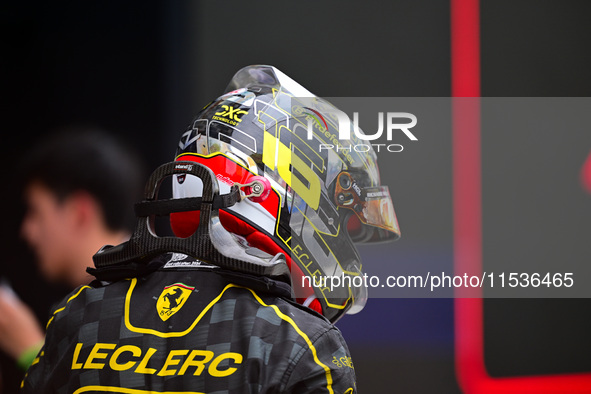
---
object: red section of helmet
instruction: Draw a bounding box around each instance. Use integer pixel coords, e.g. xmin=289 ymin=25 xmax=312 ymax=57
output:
xmin=307 ymin=299 xmax=323 ymax=315
xmin=175 ymin=153 xmax=280 ymax=219
xmin=171 ymin=154 xmax=321 ymax=315
xmin=170 ymin=209 xmax=319 ymax=313
xmin=347 ymin=215 xmax=362 ymax=233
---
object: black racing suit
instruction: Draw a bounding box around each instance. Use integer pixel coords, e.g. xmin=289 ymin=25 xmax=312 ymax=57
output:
xmin=21 ymin=253 xmax=357 ymax=393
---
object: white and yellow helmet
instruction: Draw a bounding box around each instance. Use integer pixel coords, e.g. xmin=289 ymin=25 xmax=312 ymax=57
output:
xmin=171 ymin=65 xmax=400 ymax=322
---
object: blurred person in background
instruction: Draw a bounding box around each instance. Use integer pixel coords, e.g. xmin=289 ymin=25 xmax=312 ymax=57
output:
xmin=0 ymin=129 xmax=145 ymax=371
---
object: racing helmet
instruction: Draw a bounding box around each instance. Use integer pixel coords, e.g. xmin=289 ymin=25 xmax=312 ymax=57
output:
xmin=171 ymin=65 xmax=400 ymax=322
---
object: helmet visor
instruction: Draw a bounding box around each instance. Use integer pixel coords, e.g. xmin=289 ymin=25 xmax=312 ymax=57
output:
xmin=336 ymin=172 xmax=401 ymax=242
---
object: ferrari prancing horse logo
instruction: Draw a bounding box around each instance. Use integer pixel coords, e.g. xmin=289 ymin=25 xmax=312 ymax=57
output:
xmin=156 ymin=283 xmax=195 ymax=321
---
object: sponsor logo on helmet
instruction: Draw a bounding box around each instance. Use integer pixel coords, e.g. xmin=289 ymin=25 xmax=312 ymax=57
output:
xmin=365 ymin=190 xmax=389 ymax=199
xmin=352 ymin=182 xmax=362 ymax=197
xmin=212 ymin=104 xmax=248 ymax=126
xmin=156 ymin=283 xmax=195 ymax=321
xmin=216 ymin=173 xmax=234 ymax=186
xmin=303 ymin=107 xmax=329 ymax=131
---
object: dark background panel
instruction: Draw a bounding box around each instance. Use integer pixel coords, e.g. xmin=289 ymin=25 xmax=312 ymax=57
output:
xmin=481 ymin=0 xmax=591 ymax=379
xmin=481 ymin=0 xmax=591 ymax=97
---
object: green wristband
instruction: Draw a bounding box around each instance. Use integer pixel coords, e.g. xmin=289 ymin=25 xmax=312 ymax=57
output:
xmin=17 ymin=343 xmax=43 ymax=370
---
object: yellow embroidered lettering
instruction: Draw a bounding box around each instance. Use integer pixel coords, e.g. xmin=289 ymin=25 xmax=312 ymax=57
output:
xmin=83 ymin=343 xmax=116 ymax=369
xmin=179 ymin=350 xmax=214 ymax=376
xmin=208 ymin=352 xmax=243 ymax=377
xmin=134 ymin=347 xmax=157 ymax=374
xmin=109 ymin=345 xmax=141 ymax=371
xmin=72 ymin=343 xmax=84 ymax=369
xmin=157 ymin=349 xmax=189 ymax=376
